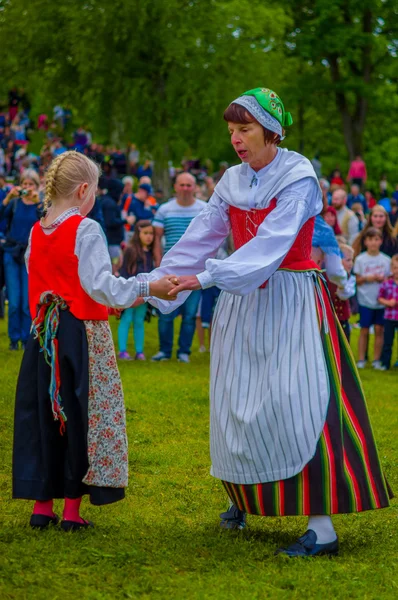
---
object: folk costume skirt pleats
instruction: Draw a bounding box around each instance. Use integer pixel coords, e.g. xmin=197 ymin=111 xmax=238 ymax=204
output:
xmin=13 ymin=309 xmax=128 ymax=505
xmin=210 ymin=271 xmax=392 ymax=516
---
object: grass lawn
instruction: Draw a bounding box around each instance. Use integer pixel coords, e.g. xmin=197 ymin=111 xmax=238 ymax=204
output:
xmin=0 ymin=315 xmax=397 ymax=599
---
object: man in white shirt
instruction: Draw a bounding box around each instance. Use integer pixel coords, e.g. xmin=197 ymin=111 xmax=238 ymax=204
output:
xmin=151 ymin=173 xmax=206 ymax=363
xmin=332 ymin=188 xmax=360 ymax=245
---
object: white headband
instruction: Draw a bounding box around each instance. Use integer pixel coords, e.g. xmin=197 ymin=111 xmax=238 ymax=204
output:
xmin=232 ymin=95 xmax=284 ymax=139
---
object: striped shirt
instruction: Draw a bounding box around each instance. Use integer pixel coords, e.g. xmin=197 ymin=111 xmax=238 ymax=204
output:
xmin=153 ymin=198 xmax=206 ymax=254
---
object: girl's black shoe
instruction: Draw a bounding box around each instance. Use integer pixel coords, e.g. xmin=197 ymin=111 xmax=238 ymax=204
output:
xmin=30 ymin=513 xmax=59 ymax=529
xmin=61 ymin=519 xmax=94 ymax=532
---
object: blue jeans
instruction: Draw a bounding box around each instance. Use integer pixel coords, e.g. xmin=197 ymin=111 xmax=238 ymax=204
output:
xmin=201 ymin=286 xmax=220 ymax=325
xmin=3 ymin=252 xmax=31 ymax=344
xmin=158 ymin=290 xmax=201 ymax=357
xmin=118 ymin=303 xmax=147 ymax=353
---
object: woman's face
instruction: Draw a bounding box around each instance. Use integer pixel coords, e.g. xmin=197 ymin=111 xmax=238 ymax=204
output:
xmin=228 ymin=120 xmax=269 ymax=165
xmin=22 ymin=179 xmax=38 ymax=196
xmin=139 ymin=226 xmax=154 ymax=247
xmin=371 ymin=209 xmax=386 ymax=229
xmin=324 ymin=212 xmax=336 ymax=227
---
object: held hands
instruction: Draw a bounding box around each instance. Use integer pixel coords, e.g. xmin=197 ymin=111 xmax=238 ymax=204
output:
xmin=149 ymin=275 xmax=180 ymax=301
xmin=148 ymin=274 xmax=201 ymax=301
xmin=168 ymin=275 xmax=201 ymax=295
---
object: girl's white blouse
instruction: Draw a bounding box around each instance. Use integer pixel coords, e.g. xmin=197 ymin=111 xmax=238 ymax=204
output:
xmin=26 ymin=210 xmax=147 ymax=309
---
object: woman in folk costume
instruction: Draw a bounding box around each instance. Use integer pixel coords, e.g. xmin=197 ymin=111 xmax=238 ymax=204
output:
xmin=148 ymin=88 xmax=392 ymax=556
xmin=13 ymin=151 xmax=177 ymax=531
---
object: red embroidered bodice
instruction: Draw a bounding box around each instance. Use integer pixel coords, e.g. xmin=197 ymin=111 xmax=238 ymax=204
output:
xmin=229 ymin=198 xmax=319 ymax=288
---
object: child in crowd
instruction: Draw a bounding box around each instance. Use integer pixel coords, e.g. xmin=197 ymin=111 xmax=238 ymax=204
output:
xmin=13 ymin=151 xmax=177 ymax=531
xmin=377 ymin=254 xmax=398 ymax=370
xmin=327 ymin=244 xmax=356 ymax=341
xmin=118 ymin=220 xmax=155 ymax=360
xmin=353 ymin=227 xmax=391 ymax=368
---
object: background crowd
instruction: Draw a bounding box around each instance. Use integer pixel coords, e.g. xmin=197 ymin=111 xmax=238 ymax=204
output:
xmin=1 ymin=91 xmax=398 ymax=370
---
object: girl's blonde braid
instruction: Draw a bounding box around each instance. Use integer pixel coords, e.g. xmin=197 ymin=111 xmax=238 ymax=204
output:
xmin=44 ymin=151 xmax=74 ymax=213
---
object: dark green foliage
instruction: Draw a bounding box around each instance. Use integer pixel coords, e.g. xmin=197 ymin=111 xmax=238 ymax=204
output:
xmin=0 ymin=0 xmax=397 ymax=183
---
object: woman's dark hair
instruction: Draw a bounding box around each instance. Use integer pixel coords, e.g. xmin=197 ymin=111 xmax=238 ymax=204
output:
xmin=223 ymin=102 xmax=283 ymax=145
xmin=124 ymin=220 xmax=154 ymax=275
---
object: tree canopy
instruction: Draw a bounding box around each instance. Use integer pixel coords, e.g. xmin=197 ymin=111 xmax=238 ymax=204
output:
xmin=1 ymin=0 xmax=397 ymax=183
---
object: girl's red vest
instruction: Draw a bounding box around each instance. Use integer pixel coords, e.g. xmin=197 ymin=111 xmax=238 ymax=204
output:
xmin=229 ymin=198 xmax=318 ymax=288
xmin=28 ymin=215 xmax=108 ymax=320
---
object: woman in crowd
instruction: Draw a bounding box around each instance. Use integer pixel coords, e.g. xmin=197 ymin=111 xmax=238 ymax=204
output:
xmin=0 ymin=169 xmax=42 ymax=349
xmin=352 ymin=205 xmax=398 ymax=258
xmin=323 ymin=206 xmax=342 ymax=235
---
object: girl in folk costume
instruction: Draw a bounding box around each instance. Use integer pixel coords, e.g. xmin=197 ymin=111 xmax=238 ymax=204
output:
xmin=147 ymin=88 xmax=392 ymax=556
xmin=13 ymin=151 xmax=177 ymax=531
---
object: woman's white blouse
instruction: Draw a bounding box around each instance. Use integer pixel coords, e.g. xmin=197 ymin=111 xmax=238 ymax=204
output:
xmin=149 ymin=176 xmax=322 ymax=310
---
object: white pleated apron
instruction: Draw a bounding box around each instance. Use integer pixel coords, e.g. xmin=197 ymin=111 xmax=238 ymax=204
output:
xmin=209 ymin=270 xmax=330 ymax=485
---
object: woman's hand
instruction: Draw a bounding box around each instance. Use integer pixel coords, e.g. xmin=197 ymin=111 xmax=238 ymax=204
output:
xmin=29 ymin=191 xmax=40 ymax=204
xmin=3 ymin=186 xmax=21 ymax=205
xmin=149 ymin=275 xmax=179 ymax=300
xmin=169 ymin=275 xmax=201 ymax=295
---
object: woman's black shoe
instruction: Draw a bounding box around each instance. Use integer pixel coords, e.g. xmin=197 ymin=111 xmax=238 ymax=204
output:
xmin=9 ymin=341 xmax=19 ymax=351
xmin=61 ymin=519 xmax=94 ymax=532
xmin=30 ymin=513 xmax=59 ymax=529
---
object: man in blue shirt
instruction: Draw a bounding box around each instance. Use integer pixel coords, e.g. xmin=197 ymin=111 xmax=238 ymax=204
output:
xmin=151 ymin=173 xmax=206 ymax=363
xmin=347 ymin=183 xmax=368 ymax=213
xmin=126 ymin=184 xmax=155 ymax=229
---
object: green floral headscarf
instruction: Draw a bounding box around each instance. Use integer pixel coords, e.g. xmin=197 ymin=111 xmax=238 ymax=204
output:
xmin=232 ymin=87 xmax=293 ymax=137
xmin=242 ymin=88 xmax=293 ymax=128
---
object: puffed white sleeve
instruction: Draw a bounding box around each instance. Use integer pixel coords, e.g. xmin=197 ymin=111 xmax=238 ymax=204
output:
xmin=323 ymin=253 xmax=348 ymax=288
xmin=336 ymin=273 xmax=356 ymax=300
xmin=196 ymin=177 xmax=322 ymax=295
xmin=75 ymin=219 xmax=149 ymax=309
xmin=147 ymin=191 xmax=231 ymax=312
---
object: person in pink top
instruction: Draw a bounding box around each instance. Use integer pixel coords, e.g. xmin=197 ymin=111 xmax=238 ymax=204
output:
xmin=377 ymin=254 xmax=398 ymax=370
xmin=347 ymin=155 xmax=367 ymax=188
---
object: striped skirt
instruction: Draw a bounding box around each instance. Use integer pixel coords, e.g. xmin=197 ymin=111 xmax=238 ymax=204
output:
xmin=221 ymin=276 xmax=392 ymax=515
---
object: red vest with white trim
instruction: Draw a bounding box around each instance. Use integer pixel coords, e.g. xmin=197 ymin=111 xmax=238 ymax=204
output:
xmin=28 ymin=215 xmax=109 ymax=321
xmin=229 ymin=198 xmax=318 ymax=288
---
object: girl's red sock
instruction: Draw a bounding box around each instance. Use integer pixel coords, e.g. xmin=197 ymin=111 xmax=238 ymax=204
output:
xmin=63 ymin=497 xmax=85 ymax=523
xmin=33 ymin=499 xmax=55 ymax=518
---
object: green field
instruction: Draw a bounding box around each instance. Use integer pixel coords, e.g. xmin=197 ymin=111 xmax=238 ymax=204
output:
xmin=0 ymin=315 xmax=397 ymax=600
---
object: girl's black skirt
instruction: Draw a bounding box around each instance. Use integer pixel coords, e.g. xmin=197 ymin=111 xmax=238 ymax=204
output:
xmin=13 ymin=309 xmax=124 ymax=505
